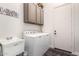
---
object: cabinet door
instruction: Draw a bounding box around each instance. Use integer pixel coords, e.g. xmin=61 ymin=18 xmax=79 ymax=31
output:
xmin=28 ymin=3 xmax=37 ymax=23
xmin=54 ymin=4 xmax=72 ymax=52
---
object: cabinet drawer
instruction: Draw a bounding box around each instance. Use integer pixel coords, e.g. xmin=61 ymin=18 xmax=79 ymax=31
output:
xmin=3 ymin=41 xmax=24 ymax=56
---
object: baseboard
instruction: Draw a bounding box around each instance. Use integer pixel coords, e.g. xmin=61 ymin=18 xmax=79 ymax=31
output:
xmin=50 ymin=45 xmax=55 ymax=49
xmin=72 ymin=51 xmax=79 ymax=56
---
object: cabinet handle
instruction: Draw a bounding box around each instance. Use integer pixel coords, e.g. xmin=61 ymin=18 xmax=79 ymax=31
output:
xmin=14 ymin=43 xmax=18 ymax=46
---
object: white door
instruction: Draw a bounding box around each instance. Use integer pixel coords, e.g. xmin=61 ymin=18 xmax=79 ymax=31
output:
xmin=54 ymin=4 xmax=72 ymax=52
xmin=73 ymin=4 xmax=79 ymax=53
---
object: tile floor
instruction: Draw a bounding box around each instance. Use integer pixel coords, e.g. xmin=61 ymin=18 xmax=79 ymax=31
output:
xmin=43 ymin=48 xmax=76 ymax=56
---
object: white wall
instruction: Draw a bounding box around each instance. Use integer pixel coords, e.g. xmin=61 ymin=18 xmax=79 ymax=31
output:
xmin=42 ymin=4 xmax=55 ymax=33
xmin=23 ymin=23 xmax=41 ymax=32
xmin=42 ymin=3 xmax=65 ymax=48
xmin=0 ymin=3 xmax=23 ymax=38
xmin=0 ymin=3 xmax=41 ymax=39
xmin=42 ymin=4 xmax=55 ymax=48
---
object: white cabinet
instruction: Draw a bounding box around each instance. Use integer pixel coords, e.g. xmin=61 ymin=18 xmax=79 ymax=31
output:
xmin=54 ymin=4 xmax=72 ymax=52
